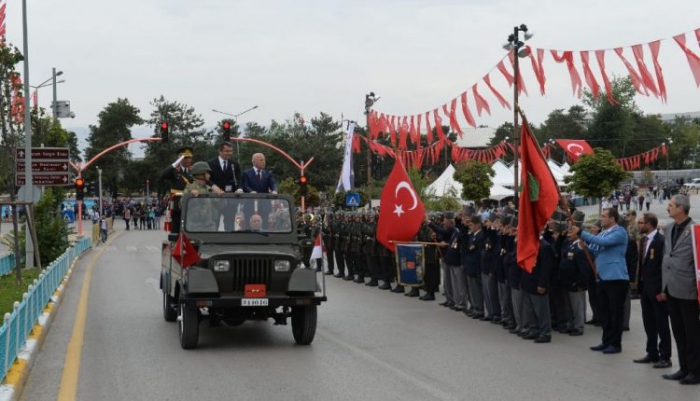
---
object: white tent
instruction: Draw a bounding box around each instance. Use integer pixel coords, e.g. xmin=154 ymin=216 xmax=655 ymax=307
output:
xmin=426 ymin=164 xmax=462 ymax=197
xmin=547 ymin=159 xmax=566 ymax=184
xmin=492 ymin=160 xmax=515 ymax=187
xmin=425 ymin=164 xmax=514 ymax=201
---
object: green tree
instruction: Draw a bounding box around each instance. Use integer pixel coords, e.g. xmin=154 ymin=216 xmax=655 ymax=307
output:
xmin=452 ymin=160 xmax=495 ymax=204
xmin=83 ymin=98 xmax=142 ymax=196
xmin=564 ymin=149 xmax=631 ymax=214
xmin=538 ymin=106 xmax=588 ymax=162
xmin=583 ymin=77 xmax=638 ymax=157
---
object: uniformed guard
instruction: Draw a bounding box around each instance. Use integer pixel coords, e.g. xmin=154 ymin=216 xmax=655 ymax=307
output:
xmin=350 ymin=212 xmax=366 ymax=283
xmin=182 ymin=161 xmax=218 ymax=231
xmin=333 ymin=211 xmax=347 ymax=278
xmin=341 ymin=212 xmax=356 ymax=281
xmin=160 ymin=146 xmax=195 ymax=233
xmin=482 ymin=212 xmax=502 ymax=323
xmin=363 ymin=211 xmax=380 ymax=287
xmin=464 ymin=215 xmax=485 ymax=318
xmin=322 ymin=211 xmax=336 ymax=276
xmin=558 ymin=210 xmax=589 ymax=336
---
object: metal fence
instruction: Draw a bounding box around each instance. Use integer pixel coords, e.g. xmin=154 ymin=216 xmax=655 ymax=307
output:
xmin=0 ymin=254 xmax=14 ymax=277
xmin=0 ymin=236 xmax=91 ymax=383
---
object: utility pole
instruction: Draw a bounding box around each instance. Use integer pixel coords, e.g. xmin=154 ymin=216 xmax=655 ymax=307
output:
xmin=364 ymin=93 xmax=379 ymax=208
xmin=22 ymin=0 xmax=35 ymax=269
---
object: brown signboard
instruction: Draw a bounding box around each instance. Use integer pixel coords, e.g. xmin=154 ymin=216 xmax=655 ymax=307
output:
xmin=16 ymin=161 xmax=70 ymax=173
xmin=16 ymin=148 xmax=70 ymax=160
xmin=16 ymin=174 xmax=71 ymax=186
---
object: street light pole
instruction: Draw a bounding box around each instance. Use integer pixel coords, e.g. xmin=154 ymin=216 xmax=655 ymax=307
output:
xmin=97 ymin=167 xmax=103 ymax=217
xmin=504 ymin=24 xmax=532 ymax=208
xmin=212 ymin=105 xmax=259 ymax=161
xmin=21 ymin=0 xmax=35 ymax=270
xmin=51 ymin=68 xmax=63 ymax=121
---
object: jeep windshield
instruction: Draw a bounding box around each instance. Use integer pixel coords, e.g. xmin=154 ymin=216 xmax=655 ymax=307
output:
xmin=183 ymin=196 xmax=293 ymax=234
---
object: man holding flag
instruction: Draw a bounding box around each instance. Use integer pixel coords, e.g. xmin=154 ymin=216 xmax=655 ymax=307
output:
xmin=515 ymin=109 xmax=560 ymax=343
xmin=376 ymin=160 xmax=425 ymax=285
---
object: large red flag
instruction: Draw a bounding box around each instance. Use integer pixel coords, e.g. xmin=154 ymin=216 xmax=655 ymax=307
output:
xmin=172 ymin=232 xmax=201 ymax=268
xmin=517 ymin=113 xmax=560 ymax=273
xmin=555 ymin=139 xmax=594 ymax=162
xmin=376 ymin=160 xmax=425 ymax=252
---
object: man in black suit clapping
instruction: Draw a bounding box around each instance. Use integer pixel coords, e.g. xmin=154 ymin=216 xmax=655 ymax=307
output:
xmin=242 ymin=153 xmax=278 ymax=226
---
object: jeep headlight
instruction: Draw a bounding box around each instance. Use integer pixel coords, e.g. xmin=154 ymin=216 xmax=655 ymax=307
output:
xmin=274 ymin=260 xmax=291 ymax=272
xmin=213 ymin=260 xmax=230 ymax=272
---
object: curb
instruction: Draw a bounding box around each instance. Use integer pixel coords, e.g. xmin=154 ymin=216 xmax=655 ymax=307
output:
xmin=0 ymin=248 xmax=91 ymax=401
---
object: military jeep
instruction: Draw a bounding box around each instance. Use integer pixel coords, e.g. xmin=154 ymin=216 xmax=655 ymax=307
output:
xmin=160 ymin=193 xmax=327 ymax=349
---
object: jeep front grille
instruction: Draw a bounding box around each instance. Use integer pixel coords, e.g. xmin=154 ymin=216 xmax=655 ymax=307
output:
xmin=230 ymin=257 xmax=273 ymax=292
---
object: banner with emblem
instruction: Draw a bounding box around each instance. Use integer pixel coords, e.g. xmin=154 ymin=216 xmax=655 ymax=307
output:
xmin=689 ymin=225 xmax=700 ymax=305
xmin=395 ymin=243 xmax=425 ymax=287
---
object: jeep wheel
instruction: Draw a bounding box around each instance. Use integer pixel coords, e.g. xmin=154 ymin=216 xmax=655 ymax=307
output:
xmin=179 ymin=300 xmax=199 ymax=349
xmin=291 ymin=305 xmax=317 ymax=345
xmin=163 ymin=291 xmax=177 ymax=322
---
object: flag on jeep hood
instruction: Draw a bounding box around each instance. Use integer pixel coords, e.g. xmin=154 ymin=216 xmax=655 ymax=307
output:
xmin=172 ymin=232 xmax=200 ymax=268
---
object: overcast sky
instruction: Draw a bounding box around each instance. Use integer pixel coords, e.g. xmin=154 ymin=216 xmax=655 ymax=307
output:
xmin=6 ymin=0 xmax=700 ymax=150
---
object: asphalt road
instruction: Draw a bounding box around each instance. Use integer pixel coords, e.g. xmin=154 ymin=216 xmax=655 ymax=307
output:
xmin=18 ymin=216 xmax=700 ymax=401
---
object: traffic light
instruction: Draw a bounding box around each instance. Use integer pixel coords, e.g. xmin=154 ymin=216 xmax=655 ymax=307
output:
xmin=75 ymin=178 xmax=85 ymax=201
xmin=223 ymin=121 xmax=231 ymax=142
xmin=159 ymin=122 xmax=169 ymax=143
xmin=299 ymin=175 xmax=308 ymax=196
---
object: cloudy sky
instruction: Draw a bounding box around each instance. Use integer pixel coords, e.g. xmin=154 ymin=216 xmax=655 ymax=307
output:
xmin=6 ymin=0 xmax=700 ymax=154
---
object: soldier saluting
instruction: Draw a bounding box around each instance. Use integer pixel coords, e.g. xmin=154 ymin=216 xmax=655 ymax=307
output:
xmin=160 ymin=147 xmax=195 ymax=234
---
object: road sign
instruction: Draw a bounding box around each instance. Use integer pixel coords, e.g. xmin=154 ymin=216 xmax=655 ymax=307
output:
xmin=16 ymin=174 xmax=71 ymax=186
xmin=15 ymin=147 xmax=71 ymax=187
xmin=16 ymin=161 xmax=70 ymax=173
xmin=345 ymin=193 xmax=360 ymax=207
xmin=16 ymin=148 xmax=70 ymax=160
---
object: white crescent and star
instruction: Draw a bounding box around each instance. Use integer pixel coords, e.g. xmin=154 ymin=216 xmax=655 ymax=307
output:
xmin=394 ymin=181 xmax=418 ymax=217
xmin=566 ymin=143 xmax=585 ymax=156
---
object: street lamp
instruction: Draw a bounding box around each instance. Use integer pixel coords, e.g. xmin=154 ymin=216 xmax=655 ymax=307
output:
xmin=212 ymin=105 xmax=259 ymax=160
xmin=665 ymin=137 xmax=673 ymax=181
xmin=96 ymin=167 xmax=103 ymax=217
xmin=30 ymin=79 xmax=65 ymax=111
xmin=52 ymin=68 xmax=63 ymax=121
xmin=502 ymin=24 xmax=533 ymax=207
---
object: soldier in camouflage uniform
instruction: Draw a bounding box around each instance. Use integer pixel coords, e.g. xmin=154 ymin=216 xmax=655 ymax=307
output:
xmin=341 ymin=213 xmax=356 ymax=281
xmin=333 ymin=211 xmax=347 ymax=278
xmin=349 ymin=212 xmax=366 ymax=283
xmin=322 ymin=211 xmax=336 ymax=275
xmin=182 ymin=161 xmax=218 ymax=231
xmin=363 ymin=211 xmax=380 ymax=287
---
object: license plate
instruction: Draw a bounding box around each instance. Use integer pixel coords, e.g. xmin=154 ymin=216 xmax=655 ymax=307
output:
xmin=241 ymin=298 xmax=268 ymax=307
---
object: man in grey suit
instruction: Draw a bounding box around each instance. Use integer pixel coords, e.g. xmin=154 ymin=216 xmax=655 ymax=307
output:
xmin=661 ymin=195 xmax=700 ymax=385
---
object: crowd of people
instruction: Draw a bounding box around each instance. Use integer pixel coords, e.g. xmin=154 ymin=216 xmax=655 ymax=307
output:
xmin=302 ymin=195 xmax=699 ymax=386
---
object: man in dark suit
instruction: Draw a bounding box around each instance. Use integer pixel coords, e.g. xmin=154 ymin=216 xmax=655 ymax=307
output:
xmin=242 ymin=153 xmax=278 ymax=224
xmin=661 ymin=195 xmax=700 ymax=385
xmin=633 ymin=212 xmax=672 ymax=369
xmin=208 ymin=142 xmax=242 ymax=231
xmin=159 ymin=147 xmax=195 ymax=234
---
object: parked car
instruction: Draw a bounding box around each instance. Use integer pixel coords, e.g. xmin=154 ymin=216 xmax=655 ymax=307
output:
xmin=683 ymin=178 xmax=700 ymax=189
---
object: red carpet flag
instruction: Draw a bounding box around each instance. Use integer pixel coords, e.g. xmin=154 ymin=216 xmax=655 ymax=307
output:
xmin=311 ymin=233 xmax=325 ymax=260
xmin=517 ymin=111 xmax=560 ymax=273
xmin=376 ymin=160 xmax=425 ymax=252
xmin=172 ymin=232 xmax=201 ymax=268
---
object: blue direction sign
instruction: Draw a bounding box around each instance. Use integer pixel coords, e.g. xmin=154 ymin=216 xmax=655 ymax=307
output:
xmin=345 ymin=193 xmax=360 ymax=207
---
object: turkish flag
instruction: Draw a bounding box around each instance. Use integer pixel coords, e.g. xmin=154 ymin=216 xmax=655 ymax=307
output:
xmin=518 ymin=116 xmax=560 ymax=273
xmin=556 ymin=139 xmax=594 ymax=162
xmin=376 ymin=161 xmax=425 ymax=252
xmin=172 ymin=232 xmax=201 ymax=268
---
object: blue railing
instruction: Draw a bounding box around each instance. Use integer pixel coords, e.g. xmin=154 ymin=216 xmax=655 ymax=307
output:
xmin=0 ymin=254 xmax=14 ymax=277
xmin=0 ymin=236 xmax=91 ymax=383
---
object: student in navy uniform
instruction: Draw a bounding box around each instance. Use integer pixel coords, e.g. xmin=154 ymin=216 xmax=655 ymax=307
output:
xmin=558 ymin=211 xmax=590 ymax=336
xmin=464 ymin=215 xmax=485 ymax=319
xmin=427 ymin=213 xmax=461 ymax=309
xmin=496 ymin=215 xmax=515 ymax=330
xmin=520 ymin=236 xmax=556 ymax=343
xmin=505 ymin=216 xmax=524 ymax=334
xmin=481 ymin=213 xmax=501 ymax=323
xmin=633 ymin=212 xmax=672 ymax=369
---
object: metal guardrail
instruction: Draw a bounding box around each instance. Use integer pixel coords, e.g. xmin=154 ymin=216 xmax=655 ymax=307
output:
xmin=0 ymin=254 xmax=15 ymax=277
xmin=0 ymin=236 xmax=91 ymax=382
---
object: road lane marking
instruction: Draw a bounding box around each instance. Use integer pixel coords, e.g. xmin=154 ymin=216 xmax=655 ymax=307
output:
xmin=57 ymin=232 xmax=122 ymax=401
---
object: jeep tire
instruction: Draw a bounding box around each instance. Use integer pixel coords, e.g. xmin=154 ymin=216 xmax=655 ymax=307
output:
xmin=291 ymin=304 xmax=317 ymax=345
xmin=179 ymin=298 xmax=200 ymax=349
xmin=163 ymin=290 xmax=177 ymax=322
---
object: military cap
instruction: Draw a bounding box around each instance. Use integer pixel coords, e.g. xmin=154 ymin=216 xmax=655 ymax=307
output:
xmin=550 ymin=209 xmax=568 ymax=224
xmin=571 ymin=210 xmax=586 ymax=228
xmin=177 ymin=146 xmax=194 ymax=158
xmin=500 ymin=215 xmax=512 ymax=226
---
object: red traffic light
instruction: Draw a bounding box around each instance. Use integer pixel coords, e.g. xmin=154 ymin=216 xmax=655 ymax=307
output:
xmin=161 ymin=122 xmax=168 ymax=130
xmin=299 ymin=176 xmax=307 ymax=184
xmin=223 ymin=121 xmax=231 ymax=130
xmin=75 ymin=178 xmax=84 ymax=187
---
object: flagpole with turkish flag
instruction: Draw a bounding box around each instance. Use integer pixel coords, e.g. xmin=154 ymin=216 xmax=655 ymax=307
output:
xmin=172 ymin=232 xmax=201 ymax=269
xmin=517 ymin=108 xmax=561 ymax=273
xmin=376 ymin=159 xmax=425 ymax=252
